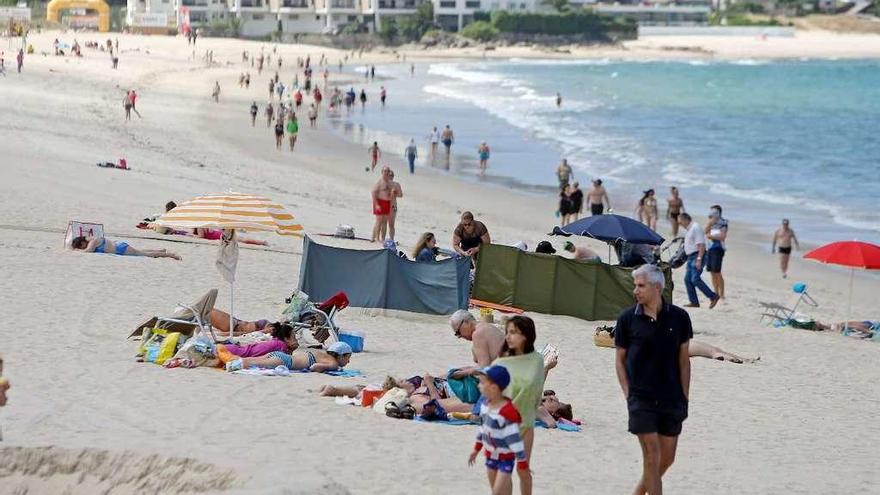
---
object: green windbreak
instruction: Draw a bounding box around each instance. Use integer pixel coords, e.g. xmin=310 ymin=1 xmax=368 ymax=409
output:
xmin=472 ymin=244 xmax=673 ymax=321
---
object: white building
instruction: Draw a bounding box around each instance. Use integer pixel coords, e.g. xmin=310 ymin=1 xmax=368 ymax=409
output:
xmin=126 ymin=0 xmax=546 ymax=37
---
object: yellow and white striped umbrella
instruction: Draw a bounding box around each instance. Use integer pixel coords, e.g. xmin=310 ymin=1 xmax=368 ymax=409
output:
xmin=153 ymin=192 xmax=302 ymax=235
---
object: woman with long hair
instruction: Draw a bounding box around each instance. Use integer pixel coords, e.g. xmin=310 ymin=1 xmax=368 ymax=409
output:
xmin=494 ymin=315 xmax=545 ymax=494
xmin=411 ymin=232 xmax=437 ymax=262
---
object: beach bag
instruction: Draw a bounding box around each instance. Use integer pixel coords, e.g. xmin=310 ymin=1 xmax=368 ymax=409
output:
xmin=372 ymin=387 xmax=409 ymax=414
xmin=282 ymin=290 xmax=311 ymax=322
xmin=142 ymin=328 xmax=182 ymax=365
xmin=593 ymin=326 xmax=615 ymax=348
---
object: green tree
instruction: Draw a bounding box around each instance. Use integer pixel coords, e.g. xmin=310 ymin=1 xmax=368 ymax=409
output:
xmin=378 ymin=19 xmax=399 ymax=43
xmin=541 ymin=0 xmax=570 ymax=13
xmin=460 ymin=20 xmax=499 ymax=42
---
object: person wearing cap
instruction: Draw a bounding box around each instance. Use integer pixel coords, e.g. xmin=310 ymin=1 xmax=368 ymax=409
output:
xmin=226 ymin=341 xmax=353 ymax=373
xmin=563 ymin=241 xmax=601 ymax=262
xmin=586 ymin=179 xmax=611 ymax=216
xmin=535 ymin=241 xmax=556 ymax=255
xmin=614 ymin=264 xmax=693 ymax=495
xmin=468 ymin=365 xmax=529 ymax=495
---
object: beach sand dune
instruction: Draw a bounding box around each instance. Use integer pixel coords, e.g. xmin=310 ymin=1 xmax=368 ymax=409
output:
xmin=0 ymin=31 xmax=877 ymax=494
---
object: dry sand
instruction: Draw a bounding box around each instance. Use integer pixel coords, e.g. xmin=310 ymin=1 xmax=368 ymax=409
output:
xmin=0 ymin=31 xmax=878 ymax=494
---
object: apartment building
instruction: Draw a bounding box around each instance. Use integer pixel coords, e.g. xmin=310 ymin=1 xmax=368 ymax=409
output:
xmin=127 ymin=0 xmax=541 ymax=37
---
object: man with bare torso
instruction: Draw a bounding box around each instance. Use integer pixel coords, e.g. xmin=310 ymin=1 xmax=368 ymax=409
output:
xmin=771 ymin=218 xmax=800 ymax=278
xmin=371 ymin=167 xmax=393 ymax=243
xmin=667 ymin=187 xmax=685 ymax=238
xmin=448 ymin=310 xmax=505 ymax=375
xmin=587 ymin=179 xmax=611 ymax=216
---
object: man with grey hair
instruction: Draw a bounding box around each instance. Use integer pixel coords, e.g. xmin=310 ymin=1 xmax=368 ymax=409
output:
xmin=448 ymin=309 xmax=505 ymax=374
xmin=615 ymin=263 xmax=692 ymax=495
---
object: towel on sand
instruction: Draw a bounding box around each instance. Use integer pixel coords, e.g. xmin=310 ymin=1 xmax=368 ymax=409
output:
xmin=493 ymin=352 xmax=545 ymax=429
xmin=233 ymin=366 xmax=364 ymax=377
xmin=413 ymin=416 xmax=581 ymax=432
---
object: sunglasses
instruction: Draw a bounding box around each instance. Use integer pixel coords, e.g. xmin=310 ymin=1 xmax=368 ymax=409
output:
xmin=454 ymin=320 xmax=465 ymax=338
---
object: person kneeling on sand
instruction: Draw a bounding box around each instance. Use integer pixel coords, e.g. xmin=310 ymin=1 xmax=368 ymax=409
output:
xmin=71 ymin=236 xmax=181 ymax=260
xmin=226 ymin=341 xmax=352 ymax=372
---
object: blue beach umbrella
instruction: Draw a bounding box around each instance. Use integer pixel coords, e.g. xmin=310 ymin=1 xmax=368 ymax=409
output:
xmin=551 ymin=214 xmax=665 ymax=245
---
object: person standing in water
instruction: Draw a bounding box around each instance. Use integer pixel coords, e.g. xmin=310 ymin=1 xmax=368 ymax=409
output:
xmin=556 ymin=92 xmax=562 ymax=108
xmin=212 ymin=81 xmax=221 ymax=103
xmin=441 ymin=125 xmax=454 ymax=166
xmin=380 ymin=86 xmax=387 ymax=107
xmin=667 ymin=187 xmax=685 ymax=238
xmin=771 ymin=218 xmax=800 ymax=279
xmin=556 ymin=159 xmax=573 ymax=191
xmin=429 ymin=126 xmax=440 ymax=164
xmin=478 ymin=142 xmax=490 ymax=177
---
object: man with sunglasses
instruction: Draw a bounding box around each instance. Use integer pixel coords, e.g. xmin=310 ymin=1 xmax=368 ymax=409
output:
xmin=449 ymin=309 xmax=505 ymax=373
xmin=452 ymin=211 xmax=491 ymax=258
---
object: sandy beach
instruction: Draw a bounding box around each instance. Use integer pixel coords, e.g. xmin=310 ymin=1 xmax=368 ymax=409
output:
xmin=0 ymin=31 xmax=878 ymax=494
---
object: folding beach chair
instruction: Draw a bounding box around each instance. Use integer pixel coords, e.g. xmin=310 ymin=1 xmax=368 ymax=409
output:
xmin=130 ymin=289 xmax=220 ymax=342
xmin=760 ymin=282 xmax=818 ymax=327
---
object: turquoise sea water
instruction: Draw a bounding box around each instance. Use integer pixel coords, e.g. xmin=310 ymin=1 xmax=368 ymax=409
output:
xmin=330 ymin=58 xmax=880 ymax=244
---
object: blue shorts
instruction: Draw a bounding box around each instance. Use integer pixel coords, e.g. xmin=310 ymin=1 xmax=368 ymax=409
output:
xmin=115 ymin=242 xmax=129 ymax=255
xmin=267 ymin=351 xmax=293 ymax=370
xmin=485 ymin=458 xmax=514 ymax=474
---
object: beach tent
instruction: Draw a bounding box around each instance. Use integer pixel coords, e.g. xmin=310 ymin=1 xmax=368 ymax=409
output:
xmin=472 ymin=244 xmax=673 ymax=321
xmin=298 ymin=236 xmax=470 ymax=315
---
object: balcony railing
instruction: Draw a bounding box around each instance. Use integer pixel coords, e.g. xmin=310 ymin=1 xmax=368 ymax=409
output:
xmin=464 ymin=0 xmax=479 ymax=8
xmin=239 ymin=0 xmax=264 ymax=6
xmin=378 ymin=0 xmax=417 ymax=8
xmin=329 ymin=0 xmax=355 ymax=7
xmin=181 ymin=0 xmax=210 ymax=6
xmin=282 ymin=0 xmax=310 ymax=7
xmin=438 ymin=0 xmax=455 ymax=7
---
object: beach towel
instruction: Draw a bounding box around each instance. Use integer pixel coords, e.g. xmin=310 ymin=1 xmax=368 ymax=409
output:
xmin=493 ymin=352 xmax=545 ymax=430
xmin=446 ymin=369 xmax=480 ymax=404
xmin=233 ymin=367 xmax=364 ymax=377
xmin=413 ymin=416 xmax=581 ymax=432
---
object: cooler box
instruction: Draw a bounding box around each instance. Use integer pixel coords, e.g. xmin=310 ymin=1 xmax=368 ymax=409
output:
xmin=338 ymin=329 xmax=364 ymax=353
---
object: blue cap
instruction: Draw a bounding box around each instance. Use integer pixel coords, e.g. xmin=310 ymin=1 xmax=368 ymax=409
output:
xmin=476 ymin=365 xmax=510 ymax=390
xmin=327 ymin=341 xmax=353 ymax=355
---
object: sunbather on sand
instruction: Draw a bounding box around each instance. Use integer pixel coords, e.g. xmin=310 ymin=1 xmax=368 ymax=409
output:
xmin=689 ymin=340 xmax=758 ymax=364
xmin=71 ymin=236 xmax=181 ymax=260
xmin=222 ymin=322 xmax=298 ymax=358
xmin=192 ymin=228 xmax=268 ymax=246
xmin=814 ymin=320 xmax=879 ymax=338
xmin=209 ymin=309 xmax=272 ymax=336
xmin=319 ymin=374 xmax=472 ymax=414
xmin=536 ymin=390 xmax=574 ymax=429
xmin=226 ymin=341 xmax=352 ymax=372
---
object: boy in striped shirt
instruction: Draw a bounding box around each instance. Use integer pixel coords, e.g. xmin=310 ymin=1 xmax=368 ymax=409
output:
xmin=468 ymin=365 xmax=529 ymax=495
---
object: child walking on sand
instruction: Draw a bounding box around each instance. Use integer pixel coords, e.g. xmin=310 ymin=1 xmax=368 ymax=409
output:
xmin=468 ymin=365 xmax=529 ymax=495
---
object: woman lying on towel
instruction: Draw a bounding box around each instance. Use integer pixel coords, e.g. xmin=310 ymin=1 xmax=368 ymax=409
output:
xmin=71 ymin=236 xmax=181 ymax=260
xmin=221 ymin=322 xmax=298 ymax=358
xmin=225 ymin=341 xmax=352 ymax=373
xmin=319 ymin=373 xmax=474 ymax=415
xmin=192 ymin=228 xmax=268 ymax=246
xmin=209 ymin=309 xmax=272 ymax=336
xmin=814 ymin=320 xmax=879 ymax=339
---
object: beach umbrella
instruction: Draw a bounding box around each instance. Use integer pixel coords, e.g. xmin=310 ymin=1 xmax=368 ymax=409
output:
xmin=552 ymin=214 xmax=665 ymax=245
xmin=551 ymin=214 xmax=664 ymax=263
xmin=803 ymin=241 xmax=880 ymax=329
xmin=153 ymin=192 xmax=303 ymax=338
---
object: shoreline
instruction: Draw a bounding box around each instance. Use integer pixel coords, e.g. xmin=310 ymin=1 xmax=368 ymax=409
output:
xmin=1 ymin=30 xmax=878 ymax=494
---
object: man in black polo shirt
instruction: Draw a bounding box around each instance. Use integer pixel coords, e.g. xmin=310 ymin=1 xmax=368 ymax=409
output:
xmin=615 ymin=264 xmax=692 ymax=495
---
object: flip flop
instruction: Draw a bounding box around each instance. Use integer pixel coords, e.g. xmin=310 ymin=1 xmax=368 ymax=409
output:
xmin=385 ymin=402 xmax=403 ymax=419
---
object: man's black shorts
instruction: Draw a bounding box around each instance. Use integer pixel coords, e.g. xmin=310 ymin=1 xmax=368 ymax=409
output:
xmin=705 ymin=248 xmax=724 ymax=273
xmin=590 ymin=203 xmax=604 ymax=216
xmin=628 ymin=396 xmax=687 ymax=437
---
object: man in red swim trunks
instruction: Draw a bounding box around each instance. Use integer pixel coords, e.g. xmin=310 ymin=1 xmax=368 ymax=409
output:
xmin=371 ymin=167 xmax=393 ymax=243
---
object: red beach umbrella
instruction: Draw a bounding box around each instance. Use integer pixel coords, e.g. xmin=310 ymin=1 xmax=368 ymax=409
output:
xmin=803 ymin=241 xmax=880 ymax=327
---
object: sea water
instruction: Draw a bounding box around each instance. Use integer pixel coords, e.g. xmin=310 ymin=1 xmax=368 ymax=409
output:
xmin=328 ymin=58 xmax=880 ymax=244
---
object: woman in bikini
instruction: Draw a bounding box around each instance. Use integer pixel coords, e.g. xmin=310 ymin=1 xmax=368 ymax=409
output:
xmin=637 ymin=189 xmax=659 ymax=231
xmin=71 ymin=236 xmax=180 ymax=260
xmin=226 ymin=341 xmax=353 ymax=372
